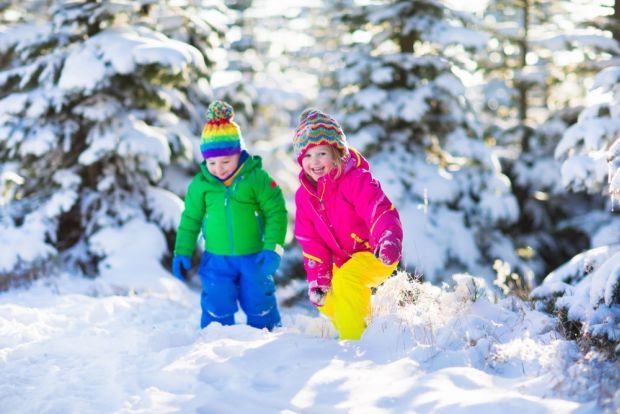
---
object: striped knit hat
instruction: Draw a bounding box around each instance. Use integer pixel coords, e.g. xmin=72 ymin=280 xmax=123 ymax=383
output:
xmin=293 ymin=108 xmax=348 ymax=164
xmin=200 ymin=101 xmax=245 ymax=159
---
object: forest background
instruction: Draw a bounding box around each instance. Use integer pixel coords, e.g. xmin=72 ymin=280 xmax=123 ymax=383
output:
xmin=0 ymin=0 xmax=619 ymax=365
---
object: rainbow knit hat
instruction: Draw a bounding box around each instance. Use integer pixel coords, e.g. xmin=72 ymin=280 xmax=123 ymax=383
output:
xmin=200 ymin=101 xmax=245 ymax=159
xmin=293 ymin=108 xmax=348 ymax=164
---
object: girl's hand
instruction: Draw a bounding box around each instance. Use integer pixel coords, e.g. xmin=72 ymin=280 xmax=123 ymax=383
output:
xmin=374 ymin=230 xmax=402 ymax=266
xmin=308 ymin=277 xmax=331 ymax=307
xmin=308 ymin=286 xmax=329 ymax=307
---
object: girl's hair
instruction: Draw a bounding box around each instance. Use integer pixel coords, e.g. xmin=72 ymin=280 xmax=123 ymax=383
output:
xmin=327 ymin=146 xmax=346 ymax=179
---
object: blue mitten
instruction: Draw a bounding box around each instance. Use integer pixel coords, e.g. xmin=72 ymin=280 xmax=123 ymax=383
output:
xmin=255 ymin=250 xmax=281 ymax=277
xmin=172 ymin=255 xmax=192 ymax=281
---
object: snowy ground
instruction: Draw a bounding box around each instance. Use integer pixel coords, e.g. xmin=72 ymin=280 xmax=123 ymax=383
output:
xmin=0 ymin=272 xmax=617 ymax=414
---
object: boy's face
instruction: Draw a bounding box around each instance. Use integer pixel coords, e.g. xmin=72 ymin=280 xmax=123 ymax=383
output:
xmin=206 ymin=153 xmax=241 ymax=180
xmin=301 ymin=145 xmax=337 ymax=182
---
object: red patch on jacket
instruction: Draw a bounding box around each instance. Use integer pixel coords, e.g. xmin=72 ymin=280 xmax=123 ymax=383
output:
xmin=270 ymin=181 xmax=277 ymax=188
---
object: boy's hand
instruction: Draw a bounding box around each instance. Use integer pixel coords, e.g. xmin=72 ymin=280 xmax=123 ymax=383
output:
xmin=256 ymin=250 xmax=281 ymax=277
xmin=172 ymin=255 xmax=192 ymax=281
xmin=374 ymin=230 xmax=401 ymax=266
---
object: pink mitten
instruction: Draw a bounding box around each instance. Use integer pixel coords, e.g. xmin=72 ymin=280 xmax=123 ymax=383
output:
xmin=307 ymin=277 xmax=331 ymax=307
xmin=374 ymin=230 xmax=402 ymax=266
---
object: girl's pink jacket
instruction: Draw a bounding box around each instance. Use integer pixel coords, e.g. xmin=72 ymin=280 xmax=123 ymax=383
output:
xmin=294 ymin=149 xmax=403 ymax=285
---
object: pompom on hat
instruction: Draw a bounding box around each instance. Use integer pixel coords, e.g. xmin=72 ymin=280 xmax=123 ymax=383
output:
xmin=293 ymin=108 xmax=348 ymax=164
xmin=200 ymin=101 xmax=245 ymax=159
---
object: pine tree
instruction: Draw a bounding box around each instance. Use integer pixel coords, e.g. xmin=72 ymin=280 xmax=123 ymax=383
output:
xmin=554 ymin=62 xmax=620 ymax=252
xmin=326 ymin=0 xmax=518 ymax=283
xmin=479 ymin=0 xmax=620 ymax=281
xmin=133 ymin=0 xmax=233 ymax=198
xmin=532 ymin=3 xmax=620 ymax=350
xmin=481 ymin=0 xmax=619 ymax=132
xmin=211 ymin=0 xmax=256 ymax=130
xmin=0 ymin=0 xmax=224 ymax=286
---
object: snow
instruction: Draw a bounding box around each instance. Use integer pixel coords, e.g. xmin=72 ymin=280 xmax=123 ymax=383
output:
xmin=556 ymin=65 xmax=620 ymax=198
xmin=0 ymin=269 xmax=614 ymax=413
xmin=0 ymin=220 xmax=55 ymax=272
xmin=0 ymin=169 xmax=79 ymax=272
xmin=145 ymin=186 xmax=184 ymax=232
xmin=42 ymin=172 xmax=80 ymax=218
xmin=117 ymin=117 xmax=171 ymax=165
xmin=79 ymin=113 xmax=175 ymax=174
xmin=1 ymin=1 xmax=619 ymax=411
xmin=559 ymin=151 xmax=609 ymax=193
xmin=78 ymin=115 xmax=174 ymax=182
xmin=348 ymin=124 xmax=384 ymax=152
xmin=532 ymin=246 xmax=619 ymax=289
xmin=88 ymin=219 xmax=176 ymax=296
xmin=371 ymin=143 xmax=517 ymax=282
xmin=370 ymin=66 xmax=394 ymax=84
xmin=591 ymin=218 xmax=620 ymax=247
xmin=591 ymin=251 xmax=620 ymax=306
xmin=57 ymin=26 xmax=205 ymax=92
xmin=394 ymin=203 xmax=482 ymax=282
xmin=395 ymin=86 xmax=433 ymax=122
xmin=408 ymin=162 xmax=460 ymax=204
xmin=532 ymin=245 xmax=620 ymax=342
xmin=430 ymin=23 xmax=489 ymax=51
xmin=25 ymin=92 xmax=50 ymax=119
xmin=18 ymin=126 xmax=57 ymax=157
xmin=0 ymin=93 xmax=29 ymax=115
xmin=556 ymin=119 xmax=620 ymax=157
xmin=78 ymin=127 xmax=117 ymax=166
xmin=542 ymin=34 xmax=620 ymax=55
xmin=58 ymin=46 xmax=107 ymax=91
xmin=352 ymin=86 xmax=388 ymax=111
xmin=435 ymin=72 xmax=466 ymax=96
xmin=513 ymin=156 xmax=564 ymax=194
xmin=478 ymin=183 xmax=520 ymax=225
xmin=72 ymin=96 xmax=121 ymax=122
xmin=0 ymin=22 xmax=50 ymax=54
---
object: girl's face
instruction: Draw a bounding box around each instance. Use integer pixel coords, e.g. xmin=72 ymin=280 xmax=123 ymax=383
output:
xmin=301 ymin=145 xmax=338 ymax=182
xmin=206 ymin=153 xmax=240 ymax=179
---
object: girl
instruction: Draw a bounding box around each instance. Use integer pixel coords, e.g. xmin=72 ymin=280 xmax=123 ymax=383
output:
xmin=293 ymin=108 xmax=403 ymax=340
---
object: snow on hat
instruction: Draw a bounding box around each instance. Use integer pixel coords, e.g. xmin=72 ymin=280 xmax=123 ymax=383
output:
xmin=293 ymin=108 xmax=348 ymax=164
xmin=200 ymin=101 xmax=245 ymax=159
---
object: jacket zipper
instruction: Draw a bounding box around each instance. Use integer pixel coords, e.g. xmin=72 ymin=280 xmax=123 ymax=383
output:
xmin=225 ymin=186 xmax=234 ymax=254
xmin=256 ymin=212 xmax=264 ymax=240
xmin=301 ymin=162 xmax=354 ymax=259
xmin=314 ymin=198 xmax=351 ymax=259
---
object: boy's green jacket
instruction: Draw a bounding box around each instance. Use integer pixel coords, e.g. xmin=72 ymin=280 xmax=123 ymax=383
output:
xmin=174 ymin=155 xmax=287 ymax=256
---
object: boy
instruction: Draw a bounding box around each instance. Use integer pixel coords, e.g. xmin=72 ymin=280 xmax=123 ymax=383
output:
xmin=172 ymin=101 xmax=287 ymax=330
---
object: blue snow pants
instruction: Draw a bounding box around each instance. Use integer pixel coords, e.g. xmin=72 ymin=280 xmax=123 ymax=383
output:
xmin=198 ymin=252 xmax=281 ymax=330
